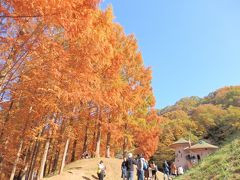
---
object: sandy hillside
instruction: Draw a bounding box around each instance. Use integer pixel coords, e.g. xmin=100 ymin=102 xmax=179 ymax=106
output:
xmin=44 ymin=158 xmax=164 ymax=180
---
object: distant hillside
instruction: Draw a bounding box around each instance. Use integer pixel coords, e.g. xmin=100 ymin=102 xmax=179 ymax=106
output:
xmin=152 ymin=86 xmax=240 ymax=166
xmin=176 ymin=133 xmax=240 ymax=180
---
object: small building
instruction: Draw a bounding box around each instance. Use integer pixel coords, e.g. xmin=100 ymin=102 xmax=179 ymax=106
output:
xmin=170 ymin=138 xmax=218 ymax=170
xmin=169 ymin=138 xmax=190 ymax=170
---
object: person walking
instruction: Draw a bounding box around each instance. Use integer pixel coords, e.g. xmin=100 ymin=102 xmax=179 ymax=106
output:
xmin=126 ymin=153 xmax=137 ymax=180
xmin=149 ymin=161 xmax=158 ymax=180
xmin=170 ymin=162 xmax=177 ymax=176
xmin=121 ymin=157 xmax=127 ymax=180
xmin=163 ymin=160 xmax=170 ymax=180
xmin=97 ymin=160 xmax=106 ymax=180
xmin=137 ymin=154 xmax=146 ymax=180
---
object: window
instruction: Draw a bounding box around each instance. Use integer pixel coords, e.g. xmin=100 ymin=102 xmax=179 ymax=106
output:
xmin=197 ymin=155 xmax=201 ymax=161
xmin=186 ymin=155 xmax=191 ymax=160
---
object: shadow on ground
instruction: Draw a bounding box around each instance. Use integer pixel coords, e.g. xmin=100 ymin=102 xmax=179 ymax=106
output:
xmin=82 ymin=176 xmax=91 ymax=180
xmin=68 ymin=167 xmax=82 ymax=170
xmin=91 ymin=175 xmax=98 ymax=179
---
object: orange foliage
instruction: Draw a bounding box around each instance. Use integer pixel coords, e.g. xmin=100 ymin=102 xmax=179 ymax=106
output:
xmin=0 ymin=0 xmax=159 ymax=179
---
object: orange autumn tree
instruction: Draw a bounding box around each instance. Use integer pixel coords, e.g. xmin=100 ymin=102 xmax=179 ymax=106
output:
xmin=0 ymin=1 xmax=159 ymax=179
xmin=134 ymin=110 xmax=160 ymax=159
xmin=1 ymin=7 xmax=118 ymax=178
xmin=0 ymin=0 xmax=101 ymax=178
xmin=0 ymin=0 xmax=99 ymax=97
xmin=114 ymin=35 xmax=159 ymax=157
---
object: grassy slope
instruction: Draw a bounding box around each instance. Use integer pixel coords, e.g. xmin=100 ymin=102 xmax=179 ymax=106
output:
xmin=177 ymin=133 xmax=240 ymax=180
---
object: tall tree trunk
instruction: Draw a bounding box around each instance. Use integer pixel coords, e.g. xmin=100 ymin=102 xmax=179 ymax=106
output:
xmin=17 ymin=169 xmax=22 ymax=179
xmin=59 ymin=138 xmax=70 ymax=174
xmin=91 ymin=122 xmax=97 ymax=157
xmin=105 ymin=132 xmax=111 ymax=158
xmin=123 ymin=137 xmax=128 ymax=157
xmin=21 ymin=162 xmax=28 ymax=180
xmin=47 ymin=157 xmax=52 ymax=175
xmin=52 ymin=150 xmax=59 ymax=173
xmin=71 ymin=139 xmax=77 ymax=162
xmin=95 ymin=107 xmax=102 ymax=158
xmin=10 ymin=140 xmax=23 ymax=180
xmin=0 ymin=100 xmax=14 ymax=176
xmin=0 ymin=101 xmax=14 ymax=139
xmin=48 ymin=140 xmax=57 ymax=174
xmin=13 ymin=106 xmax=33 ymax=180
xmin=29 ymin=142 xmax=41 ymax=180
xmin=27 ymin=136 xmax=41 ymax=180
xmin=20 ymin=146 xmax=31 ymax=180
xmin=95 ymin=122 xmax=102 ymax=158
xmin=82 ymin=121 xmax=90 ymax=154
xmin=44 ymin=142 xmax=52 ymax=177
xmin=123 ymin=123 xmax=128 ymax=157
xmin=38 ymin=139 xmax=50 ymax=179
xmin=43 ymin=160 xmax=48 ymax=178
xmin=0 ymin=138 xmax=8 ymax=179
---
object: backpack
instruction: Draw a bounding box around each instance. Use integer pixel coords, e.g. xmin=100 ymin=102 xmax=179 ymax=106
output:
xmin=143 ymin=160 xmax=148 ymax=170
xmin=97 ymin=167 xmax=101 ymax=174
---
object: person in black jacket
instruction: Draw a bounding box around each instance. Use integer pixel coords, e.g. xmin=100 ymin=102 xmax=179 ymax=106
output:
xmin=121 ymin=157 xmax=127 ymax=180
xmin=125 ymin=153 xmax=137 ymax=180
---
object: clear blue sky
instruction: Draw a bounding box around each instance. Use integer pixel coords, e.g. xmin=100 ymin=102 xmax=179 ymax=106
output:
xmin=101 ymin=0 xmax=240 ymax=109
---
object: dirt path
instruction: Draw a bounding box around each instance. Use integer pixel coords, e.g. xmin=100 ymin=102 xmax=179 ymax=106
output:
xmin=44 ymin=158 xmax=164 ymax=180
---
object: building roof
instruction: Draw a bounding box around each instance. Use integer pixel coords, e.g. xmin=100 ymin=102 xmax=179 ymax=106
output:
xmin=172 ymin=138 xmax=190 ymax=145
xmin=188 ymin=140 xmax=218 ymax=150
xmin=170 ymin=138 xmax=190 ymax=148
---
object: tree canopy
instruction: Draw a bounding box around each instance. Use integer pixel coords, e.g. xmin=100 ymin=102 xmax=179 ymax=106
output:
xmin=0 ymin=1 xmax=159 ymax=179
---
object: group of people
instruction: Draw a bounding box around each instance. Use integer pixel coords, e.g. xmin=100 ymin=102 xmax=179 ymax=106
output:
xmin=96 ymin=153 xmax=184 ymax=180
xmin=81 ymin=151 xmax=90 ymax=159
xmin=162 ymin=161 xmax=184 ymax=179
xmin=121 ymin=153 xmax=158 ymax=180
xmin=97 ymin=153 xmax=157 ymax=180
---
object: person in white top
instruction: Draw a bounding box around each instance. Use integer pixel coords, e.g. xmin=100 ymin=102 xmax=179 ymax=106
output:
xmin=97 ymin=160 xmax=106 ymax=180
xmin=177 ymin=166 xmax=184 ymax=175
xmin=149 ymin=161 xmax=158 ymax=180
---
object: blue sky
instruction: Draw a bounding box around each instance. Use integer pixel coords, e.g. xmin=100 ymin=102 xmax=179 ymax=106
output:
xmin=101 ymin=0 xmax=240 ymax=109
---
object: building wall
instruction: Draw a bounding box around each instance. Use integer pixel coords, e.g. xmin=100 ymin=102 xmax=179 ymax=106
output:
xmin=189 ymin=148 xmax=217 ymax=163
xmin=173 ymin=144 xmax=189 ymax=170
xmin=172 ymin=142 xmax=218 ymax=172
